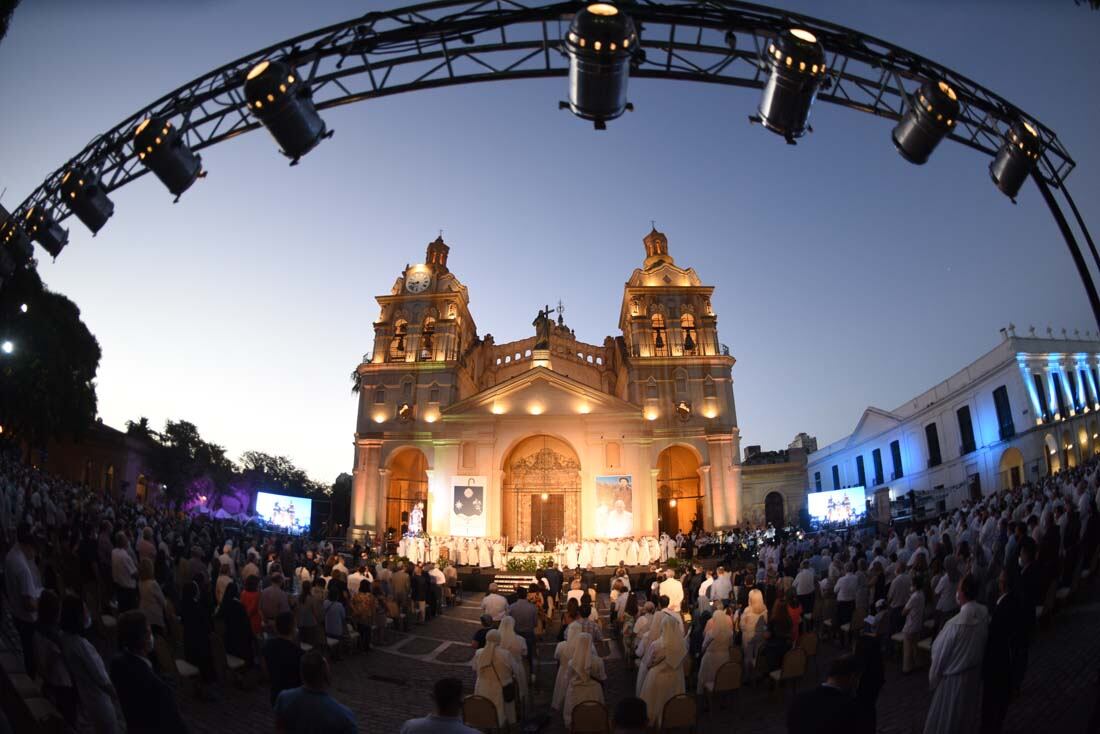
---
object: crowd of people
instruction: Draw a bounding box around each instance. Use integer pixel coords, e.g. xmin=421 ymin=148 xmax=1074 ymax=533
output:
xmin=3 ymin=437 xmax=1099 ymax=732
xmin=0 ymin=445 xmax=464 ymax=733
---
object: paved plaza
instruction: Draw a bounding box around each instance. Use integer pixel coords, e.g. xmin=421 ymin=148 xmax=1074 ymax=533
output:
xmin=170 ymin=583 xmax=1100 ymax=733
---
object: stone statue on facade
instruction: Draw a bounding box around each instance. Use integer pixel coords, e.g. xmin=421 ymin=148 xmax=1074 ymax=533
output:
xmin=533 ymin=304 xmax=554 ymax=349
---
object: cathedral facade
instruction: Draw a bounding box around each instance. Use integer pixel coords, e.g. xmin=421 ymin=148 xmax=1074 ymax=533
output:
xmin=349 ymin=229 xmax=749 ymax=543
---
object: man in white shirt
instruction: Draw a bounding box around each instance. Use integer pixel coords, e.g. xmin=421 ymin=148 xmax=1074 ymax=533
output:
xmin=709 ymin=566 xmax=733 ymax=606
xmin=793 ymin=560 xmax=816 ymax=613
xmin=887 ymin=561 xmax=912 ymax=634
xmin=834 ymin=563 xmax=859 ymax=631
xmin=111 ymin=531 xmax=139 ymax=613
xmin=480 ymin=583 xmax=509 ymax=622
xmin=658 ymin=570 xmax=684 ymax=613
xmin=4 ymin=523 xmax=41 ymax=676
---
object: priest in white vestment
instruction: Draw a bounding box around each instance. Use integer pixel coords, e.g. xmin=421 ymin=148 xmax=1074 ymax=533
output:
xmin=923 ymin=577 xmax=989 ymax=734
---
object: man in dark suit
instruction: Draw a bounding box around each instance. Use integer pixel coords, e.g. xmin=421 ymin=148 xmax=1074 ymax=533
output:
xmin=108 ymin=610 xmax=188 ymax=734
xmin=787 ymin=654 xmax=873 ymax=734
xmin=544 ymin=561 xmax=564 ymax=601
xmin=983 ymin=569 xmax=1023 ymax=733
xmin=263 ymin=611 xmax=304 ymax=705
xmin=1014 ymin=536 xmax=1041 ymax=688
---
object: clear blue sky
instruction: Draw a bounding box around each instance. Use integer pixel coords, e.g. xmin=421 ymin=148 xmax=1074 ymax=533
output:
xmin=1 ymin=0 xmax=1096 ymax=482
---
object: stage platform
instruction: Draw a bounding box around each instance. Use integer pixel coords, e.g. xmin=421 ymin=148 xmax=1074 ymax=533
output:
xmin=453 ymin=562 xmax=718 ymax=594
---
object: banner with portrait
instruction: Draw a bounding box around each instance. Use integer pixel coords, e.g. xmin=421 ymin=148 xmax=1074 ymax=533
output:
xmin=594 ymin=475 xmax=633 ymax=538
xmin=451 ymin=476 xmax=487 ymax=537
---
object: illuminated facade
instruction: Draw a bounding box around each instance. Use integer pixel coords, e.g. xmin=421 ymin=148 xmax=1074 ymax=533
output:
xmin=807 ymin=330 xmax=1100 ymax=511
xmin=348 ymin=229 xmax=748 ymax=542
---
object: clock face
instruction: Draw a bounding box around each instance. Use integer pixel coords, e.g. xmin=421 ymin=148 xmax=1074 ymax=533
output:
xmin=406 ymin=270 xmax=431 ymax=293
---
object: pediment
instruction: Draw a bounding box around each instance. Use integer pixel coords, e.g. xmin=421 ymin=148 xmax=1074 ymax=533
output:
xmin=846 ymin=407 xmax=902 ymax=447
xmin=443 ymin=366 xmax=639 ymax=418
xmin=626 ymin=264 xmax=702 ymax=288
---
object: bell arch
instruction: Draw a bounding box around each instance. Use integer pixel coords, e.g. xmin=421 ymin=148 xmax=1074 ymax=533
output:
xmin=386 ymin=447 xmax=429 ymax=535
xmin=656 ymin=444 xmax=703 ymax=535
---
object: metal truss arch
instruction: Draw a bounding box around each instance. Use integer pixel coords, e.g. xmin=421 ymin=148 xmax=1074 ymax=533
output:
xmin=5 ymin=0 xmax=1080 ymax=229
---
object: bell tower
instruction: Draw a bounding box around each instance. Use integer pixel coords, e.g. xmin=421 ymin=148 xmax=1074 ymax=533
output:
xmin=618 ymin=227 xmax=743 ymax=528
xmin=426 ymin=235 xmax=450 ymax=272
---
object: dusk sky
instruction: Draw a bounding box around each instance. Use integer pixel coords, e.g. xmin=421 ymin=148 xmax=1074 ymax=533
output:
xmin=1 ymin=0 xmax=1096 ymax=484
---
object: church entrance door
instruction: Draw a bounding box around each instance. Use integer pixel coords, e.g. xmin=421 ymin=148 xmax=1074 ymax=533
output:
xmin=503 ymin=436 xmax=580 ymax=544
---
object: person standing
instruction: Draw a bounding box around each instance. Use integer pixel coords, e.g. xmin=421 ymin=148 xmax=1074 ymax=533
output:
xmin=901 ymin=575 xmax=926 ymax=674
xmin=109 ymin=610 xmax=188 ymax=734
xmin=4 ymin=522 xmax=42 ymax=676
xmin=111 ymin=532 xmax=139 ymax=613
xmin=923 ymin=574 xmax=989 ymax=734
xmin=274 ymin=652 xmax=357 ymax=733
xmin=981 ymin=570 xmax=1022 ymax=734
xmin=853 ymin=615 xmax=885 ymax=730
xmin=263 ymin=612 xmax=304 ymax=706
xmin=787 ymin=654 xmax=873 ymax=734
xmin=400 ymin=678 xmax=480 ymax=733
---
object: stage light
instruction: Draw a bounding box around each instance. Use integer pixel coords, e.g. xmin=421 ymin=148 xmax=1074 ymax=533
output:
xmin=23 ymin=206 xmax=68 ymax=258
xmin=244 ymin=59 xmax=331 ymax=163
xmin=563 ymin=3 xmax=638 ymax=129
xmin=133 ymin=117 xmax=204 ymax=201
xmin=60 ymin=165 xmax=114 ymax=234
xmin=1 ymin=218 xmax=34 ymax=269
xmin=893 ymin=80 xmax=960 ymax=165
xmin=1 ymin=341 xmax=12 ymax=355
xmin=990 ymin=119 xmax=1043 ymax=200
xmin=756 ymin=28 xmax=826 ymax=143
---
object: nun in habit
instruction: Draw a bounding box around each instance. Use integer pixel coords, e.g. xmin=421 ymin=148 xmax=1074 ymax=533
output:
xmin=639 ymin=614 xmax=688 ymax=726
xmin=478 ymin=538 xmax=493 ymax=568
xmin=553 ymin=622 xmax=596 ymax=711
xmin=561 ymin=631 xmax=606 ymax=728
xmin=634 ymin=608 xmax=668 ymax=695
xmin=697 ymin=606 xmax=733 ymax=694
xmin=497 ymin=616 xmax=529 ymax=702
xmin=739 ymin=588 xmax=768 ymax=677
xmin=471 ymin=629 xmax=516 ymax=727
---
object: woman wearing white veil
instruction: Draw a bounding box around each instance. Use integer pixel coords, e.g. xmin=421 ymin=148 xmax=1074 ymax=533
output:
xmin=639 ymin=613 xmax=688 ymax=726
xmin=553 ymin=621 xmax=592 ymax=710
xmin=634 ymin=609 xmax=667 ymax=695
xmin=739 ymin=588 xmax=768 ymax=678
xmin=498 ymin=616 xmax=529 ymax=700
xmin=471 ymin=629 xmax=516 ymax=726
xmin=562 ymin=631 xmax=606 ymax=727
xmin=696 ymin=605 xmax=733 ymax=694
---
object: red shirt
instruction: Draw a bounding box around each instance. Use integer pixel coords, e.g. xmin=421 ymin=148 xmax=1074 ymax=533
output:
xmin=240 ymin=590 xmax=263 ymax=634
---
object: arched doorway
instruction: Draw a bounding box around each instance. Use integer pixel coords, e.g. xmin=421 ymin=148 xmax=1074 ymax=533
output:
xmin=1062 ymin=430 xmax=1077 ymax=469
xmin=998 ymin=447 xmax=1025 ymax=490
xmin=1091 ymin=419 xmax=1100 ymax=455
xmin=656 ymin=445 xmax=703 ymax=535
xmin=1044 ymin=433 xmax=1060 ymax=474
xmin=502 ymin=435 xmax=580 ymax=543
xmin=765 ymin=492 xmax=785 ymax=528
xmin=387 ymin=448 xmax=429 ymax=535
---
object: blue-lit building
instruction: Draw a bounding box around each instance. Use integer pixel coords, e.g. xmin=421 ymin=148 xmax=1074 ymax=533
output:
xmin=806 ymin=330 xmax=1100 ymax=513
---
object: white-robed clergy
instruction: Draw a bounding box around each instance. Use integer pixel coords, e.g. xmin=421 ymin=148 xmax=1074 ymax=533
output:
xmin=639 ymin=614 xmax=688 ymax=726
xmin=697 ymin=608 xmax=733 ymax=694
xmin=478 ymin=539 xmax=493 ymax=568
xmin=472 ymin=629 xmax=517 ymax=726
xmin=923 ymin=582 xmax=989 ymax=734
xmin=634 ymin=606 xmax=669 ymax=695
xmin=561 ymin=631 xmax=606 ymax=727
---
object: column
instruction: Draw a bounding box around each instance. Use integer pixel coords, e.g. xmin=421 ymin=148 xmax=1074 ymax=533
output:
xmin=424 ymin=469 xmax=435 ymax=535
xmin=377 ymin=468 xmax=392 ymax=540
xmin=491 ymin=469 xmax=505 ymax=539
xmin=350 ymin=440 xmax=381 ymax=541
xmin=698 ymin=464 xmax=715 ymax=530
xmin=649 ymin=468 xmax=661 ymax=536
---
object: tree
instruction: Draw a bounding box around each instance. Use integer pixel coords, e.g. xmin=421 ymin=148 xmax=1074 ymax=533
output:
xmin=238 ymin=450 xmax=325 ymax=496
xmin=329 ymin=472 xmax=352 ymax=527
xmin=152 ymin=419 xmax=236 ymax=508
xmin=0 ymin=0 xmax=21 ymax=45
xmin=0 ymin=267 xmax=100 ymax=454
xmin=125 ymin=416 xmax=154 ymax=440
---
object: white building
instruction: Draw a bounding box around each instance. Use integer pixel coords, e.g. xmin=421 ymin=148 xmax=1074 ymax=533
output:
xmin=807 ymin=330 xmax=1100 ymax=513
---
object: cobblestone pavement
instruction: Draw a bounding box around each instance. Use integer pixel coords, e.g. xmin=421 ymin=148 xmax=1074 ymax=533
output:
xmin=166 ymin=576 xmax=1100 ymax=733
